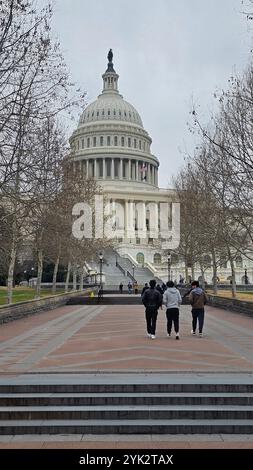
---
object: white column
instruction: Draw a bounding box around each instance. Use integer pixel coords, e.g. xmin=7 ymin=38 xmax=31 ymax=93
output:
xmin=94 ymin=159 xmax=97 ymax=178
xmin=126 ymin=201 xmax=135 ymax=239
xmin=124 ymin=200 xmax=128 ymax=240
xmin=120 ymin=159 xmax=123 ymax=180
xmin=128 ymin=159 xmax=131 ymax=180
xmin=111 ymin=158 xmax=115 ymax=179
xmin=147 ymin=163 xmax=151 ymax=183
xmin=86 ymin=160 xmax=89 ymax=178
xmin=103 ymin=158 xmax=106 ymax=179
xmin=147 ymin=202 xmax=159 ymax=239
xmin=136 ymin=201 xmax=147 ymax=239
xmin=136 ymin=160 xmax=139 ymax=181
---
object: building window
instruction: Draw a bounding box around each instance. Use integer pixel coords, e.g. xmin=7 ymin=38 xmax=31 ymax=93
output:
xmin=114 ymin=136 xmax=118 ymax=146
xmin=93 ymin=136 xmax=96 ymax=147
xmin=82 ymin=139 xmax=84 ymax=149
xmin=97 ymin=111 xmax=99 ymax=117
xmin=102 ymin=109 xmax=105 ymax=116
xmin=77 ymin=140 xmax=80 ymax=150
xmin=121 ymin=136 xmax=125 ymax=146
xmin=107 ymin=136 xmax=111 ymax=146
xmin=128 ymin=137 xmax=131 ymax=147
xmin=119 ymin=110 xmax=121 ymax=117
xmin=87 ymin=137 xmax=90 ymax=148
xmin=136 ymin=238 xmax=140 ymax=245
xmin=136 ymin=252 xmax=144 ymax=265
xmin=100 ymin=136 xmax=104 ymax=146
xmin=98 ymin=159 xmax=103 ymax=178
xmin=154 ymin=253 xmax=161 ymax=264
xmin=123 ymin=160 xmax=127 ymax=178
xmin=236 ymin=256 xmax=243 ymax=268
xmin=108 ymin=109 xmax=110 ymax=116
xmin=134 ymin=139 xmax=137 ymax=148
xmin=114 ymin=159 xmax=119 ymax=178
xmin=139 ymin=140 xmax=142 ymax=149
xmin=106 ymin=159 xmax=111 ymax=177
xmin=113 ymin=109 xmax=116 ymax=116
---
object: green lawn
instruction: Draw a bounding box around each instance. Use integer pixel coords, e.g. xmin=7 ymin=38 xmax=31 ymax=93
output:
xmin=0 ymin=287 xmax=64 ymax=305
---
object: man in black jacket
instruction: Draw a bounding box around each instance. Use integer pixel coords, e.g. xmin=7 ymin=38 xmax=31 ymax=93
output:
xmin=142 ymin=279 xmax=162 ymax=339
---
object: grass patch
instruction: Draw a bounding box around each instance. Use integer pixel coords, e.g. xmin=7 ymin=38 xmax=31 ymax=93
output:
xmin=0 ymin=287 xmax=64 ymax=305
xmin=207 ymin=289 xmax=253 ymax=302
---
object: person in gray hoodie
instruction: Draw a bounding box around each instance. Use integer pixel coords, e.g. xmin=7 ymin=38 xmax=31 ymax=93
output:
xmin=163 ymin=281 xmax=182 ymax=339
xmin=189 ymin=280 xmax=208 ymax=337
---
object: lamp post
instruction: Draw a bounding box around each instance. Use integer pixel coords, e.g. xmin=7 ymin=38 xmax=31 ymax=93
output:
xmin=99 ymin=252 xmax=104 ymax=296
xmin=167 ymin=253 xmax=171 ymax=282
xmin=245 ymin=266 xmax=248 ymax=285
xmin=132 ymin=264 xmax=135 ymax=281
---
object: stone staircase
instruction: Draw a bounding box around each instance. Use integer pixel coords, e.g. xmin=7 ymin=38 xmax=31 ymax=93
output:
xmin=1 ymin=381 xmax=253 ymax=434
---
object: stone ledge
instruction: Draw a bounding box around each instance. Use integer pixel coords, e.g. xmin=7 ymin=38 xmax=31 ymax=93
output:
xmin=0 ymin=289 xmax=95 ymax=324
xmin=207 ymin=295 xmax=253 ymax=316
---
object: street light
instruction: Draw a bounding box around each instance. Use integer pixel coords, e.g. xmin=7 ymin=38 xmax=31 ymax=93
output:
xmin=245 ymin=265 xmax=249 ymax=285
xmin=132 ymin=264 xmax=135 ymax=281
xmin=99 ymin=252 xmax=104 ymax=297
xmin=167 ymin=253 xmax=171 ymax=282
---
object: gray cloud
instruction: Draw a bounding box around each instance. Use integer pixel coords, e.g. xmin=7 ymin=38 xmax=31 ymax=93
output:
xmin=52 ymin=0 xmax=251 ymax=187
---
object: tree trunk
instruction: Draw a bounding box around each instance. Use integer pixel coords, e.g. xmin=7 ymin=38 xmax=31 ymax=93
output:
xmin=7 ymin=241 xmax=17 ymax=304
xmin=191 ymin=264 xmax=195 ymax=281
xmin=72 ymin=263 xmax=77 ymax=290
xmin=199 ymin=263 xmax=205 ymax=289
xmin=52 ymin=254 xmax=60 ymax=294
xmin=65 ymin=261 xmax=71 ymax=293
xmin=211 ymin=249 xmax=218 ymax=295
xmin=228 ymin=251 xmax=236 ymax=299
xmin=79 ymin=271 xmax=84 ymax=291
xmin=35 ymin=248 xmax=43 ymax=299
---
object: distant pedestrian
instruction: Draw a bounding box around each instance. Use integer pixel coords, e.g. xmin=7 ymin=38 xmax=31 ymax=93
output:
xmin=142 ymin=279 xmax=162 ymax=339
xmin=141 ymin=283 xmax=149 ymax=296
xmin=163 ymin=281 xmax=182 ymax=340
xmin=189 ymin=281 xmax=208 ymax=337
xmin=119 ymin=282 xmax=123 ymax=294
xmin=128 ymin=281 xmax=132 ymax=294
xmin=133 ymin=282 xmax=139 ymax=294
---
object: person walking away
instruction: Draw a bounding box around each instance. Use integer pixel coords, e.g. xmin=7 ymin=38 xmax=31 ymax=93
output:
xmin=134 ymin=282 xmax=139 ymax=294
xmin=119 ymin=282 xmax=123 ymax=294
xmin=163 ymin=281 xmax=182 ymax=340
xmin=142 ymin=280 xmax=162 ymax=339
xmin=189 ymin=280 xmax=208 ymax=337
xmin=128 ymin=281 xmax=132 ymax=294
xmin=141 ymin=283 xmax=149 ymax=296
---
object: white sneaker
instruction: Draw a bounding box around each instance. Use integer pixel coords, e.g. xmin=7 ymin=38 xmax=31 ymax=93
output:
xmin=176 ymin=333 xmax=180 ymax=340
xmin=191 ymin=330 xmax=196 ymax=335
xmin=199 ymin=332 xmax=203 ymax=337
xmin=147 ymin=333 xmax=151 ymax=338
xmin=151 ymin=335 xmax=156 ymax=339
xmin=167 ymin=333 xmax=171 ymax=337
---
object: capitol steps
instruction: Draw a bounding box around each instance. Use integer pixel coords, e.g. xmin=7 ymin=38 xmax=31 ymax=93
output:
xmin=1 ymin=383 xmax=253 ymax=434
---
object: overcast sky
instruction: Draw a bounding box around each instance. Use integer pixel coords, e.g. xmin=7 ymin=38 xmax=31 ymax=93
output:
xmin=52 ymin=0 xmax=252 ymax=188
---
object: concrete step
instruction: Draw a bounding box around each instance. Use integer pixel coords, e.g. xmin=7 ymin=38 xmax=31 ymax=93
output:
xmin=1 ymin=392 xmax=253 ymax=406
xmin=1 ymin=419 xmax=253 ymax=434
xmin=1 ymin=405 xmax=253 ymax=420
xmin=1 ymin=384 xmax=253 ymax=393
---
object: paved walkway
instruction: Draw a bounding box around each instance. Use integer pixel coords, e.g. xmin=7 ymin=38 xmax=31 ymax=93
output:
xmin=0 ymin=303 xmax=253 ymax=374
xmin=0 ymin=301 xmax=253 ymax=448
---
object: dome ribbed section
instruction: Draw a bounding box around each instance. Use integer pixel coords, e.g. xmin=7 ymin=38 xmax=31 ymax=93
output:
xmin=78 ymin=94 xmax=143 ymax=127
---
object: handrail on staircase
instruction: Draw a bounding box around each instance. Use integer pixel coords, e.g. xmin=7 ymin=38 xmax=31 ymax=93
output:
xmin=116 ymin=260 xmax=126 ymax=276
xmin=126 ymin=270 xmax=136 ymax=282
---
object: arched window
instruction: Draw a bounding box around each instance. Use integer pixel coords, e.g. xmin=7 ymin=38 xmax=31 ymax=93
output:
xmin=121 ymin=136 xmax=125 ymax=146
xmin=236 ymin=256 xmax=243 ymax=268
xmin=136 ymin=253 xmax=144 ymax=265
xmin=87 ymin=137 xmax=90 ymax=148
xmin=154 ymin=253 xmax=161 ymax=265
xmin=114 ymin=136 xmax=118 ymax=146
xmin=100 ymin=136 xmax=104 ymax=146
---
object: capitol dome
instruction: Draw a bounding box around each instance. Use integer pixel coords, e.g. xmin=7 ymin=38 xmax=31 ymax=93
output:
xmin=70 ymin=50 xmax=159 ymax=189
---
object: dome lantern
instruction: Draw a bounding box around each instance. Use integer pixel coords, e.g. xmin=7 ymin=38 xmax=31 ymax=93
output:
xmin=102 ymin=49 xmax=119 ymax=95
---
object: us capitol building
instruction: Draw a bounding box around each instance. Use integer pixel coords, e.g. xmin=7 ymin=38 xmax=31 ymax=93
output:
xmin=69 ymin=50 xmax=179 ymax=281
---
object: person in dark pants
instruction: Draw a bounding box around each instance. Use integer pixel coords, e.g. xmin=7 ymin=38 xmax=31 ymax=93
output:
xmin=163 ymin=281 xmax=182 ymax=339
xmin=189 ymin=280 xmax=208 ymax=337
xmin=142 ymin=279 xmax=162 ymax=339
xmin=119 ymin=282 xmax=123 ymax=294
